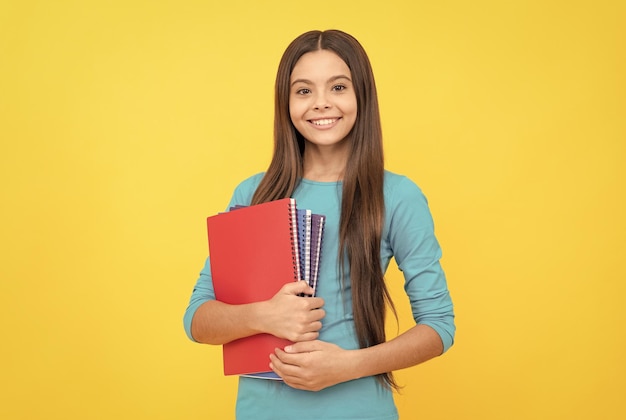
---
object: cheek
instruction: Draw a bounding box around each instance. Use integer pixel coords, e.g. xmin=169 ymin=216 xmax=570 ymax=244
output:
xmin=288 ymin=99 xmax=296 ymax=118
xmin=338 ymin=94 xmax=358 ymax=116
xmin=344 ymin=99 xmax=358 ymax=125
xmin=289 ymin=101 xmax=307 ymax=123
xmin=288 ymin=108 xmax=298 ymax=127
xmin=348 ymin=97 xmax=358 ymax=116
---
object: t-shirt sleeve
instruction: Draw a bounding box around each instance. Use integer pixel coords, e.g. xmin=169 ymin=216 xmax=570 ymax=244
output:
xmin=182 ymin=174 xmax=263 ymax=342
xmin=387 ymin=176 xmax=455 ymax=352
xmin=183 ymin=257 xmax=214 ymax=342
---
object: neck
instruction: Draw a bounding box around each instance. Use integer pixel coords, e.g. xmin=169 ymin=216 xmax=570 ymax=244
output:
xmin=302 ymin=143 xmax=348 ymax=182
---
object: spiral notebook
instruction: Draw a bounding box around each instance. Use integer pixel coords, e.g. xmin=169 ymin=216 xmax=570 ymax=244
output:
xmin=297 ymin=209 xmax=312 ymax=288
xmin=230 ymin=204 xmax=325 ymax=296
xmin=207 ymin=198 xmax=300 ymax=377
xmin=309 ymin=213 xmax=325 ymax=296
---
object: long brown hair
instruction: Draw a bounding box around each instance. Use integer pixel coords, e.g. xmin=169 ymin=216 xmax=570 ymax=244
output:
xmin=251 ymin=30 xmax=398 ymax=390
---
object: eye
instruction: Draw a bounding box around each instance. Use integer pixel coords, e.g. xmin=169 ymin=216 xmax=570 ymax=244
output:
xmin=295 ymin=88 xmax=311 ymax=95
xmin=332 ymin=84 xmax=346 ymax=92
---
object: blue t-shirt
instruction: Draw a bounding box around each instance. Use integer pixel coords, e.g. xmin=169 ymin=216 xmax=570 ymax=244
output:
xmin=184 ymin=171 xmax=455 ymax=420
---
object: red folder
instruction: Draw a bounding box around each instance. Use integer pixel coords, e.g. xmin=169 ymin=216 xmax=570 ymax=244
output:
xmin=207 ymin=198 xmax=300 ymax=376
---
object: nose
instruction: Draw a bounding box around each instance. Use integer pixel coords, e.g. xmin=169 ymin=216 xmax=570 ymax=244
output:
xmin=313 ymin=92 xmax=331 ymax=110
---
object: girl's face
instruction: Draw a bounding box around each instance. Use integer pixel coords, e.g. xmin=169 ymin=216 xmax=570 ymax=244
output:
xmin=289 ymin=50 xmax=357 ymax=151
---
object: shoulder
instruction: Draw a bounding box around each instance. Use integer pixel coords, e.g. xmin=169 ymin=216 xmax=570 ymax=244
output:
xmin=383 ymin=170 xmax=433 ymax=227
xmin=235 ymin=172 xmax=265 ymax=193
xmin=229 ymin=172 xmax=265 ymax=206
xmin=383 ymin=170 xmax=426 ymax=202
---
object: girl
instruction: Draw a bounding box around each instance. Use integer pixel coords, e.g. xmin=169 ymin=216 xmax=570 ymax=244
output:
xmin=184 ymin=29 xmax=455 ymax=420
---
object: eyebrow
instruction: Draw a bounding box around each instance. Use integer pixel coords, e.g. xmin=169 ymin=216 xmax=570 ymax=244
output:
xmin=290 ymin=75 xmax=352 ymax=87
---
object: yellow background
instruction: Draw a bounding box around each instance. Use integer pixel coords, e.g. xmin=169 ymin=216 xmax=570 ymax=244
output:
xmin=1 ymin=0 xmax=624 ymax=418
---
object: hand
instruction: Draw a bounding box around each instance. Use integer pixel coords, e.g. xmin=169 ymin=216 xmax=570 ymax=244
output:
xmin=261 ymin=281 xmax=325 ymax=342
xmin=269 ymin=340 xmax=356 ymax=391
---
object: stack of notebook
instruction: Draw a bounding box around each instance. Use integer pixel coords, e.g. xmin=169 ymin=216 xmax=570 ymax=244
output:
xmin=207 ymin=198 xmax=325 ymax=378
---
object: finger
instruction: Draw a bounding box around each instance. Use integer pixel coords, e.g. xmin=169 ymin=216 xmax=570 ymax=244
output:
xmin=295 ymin=331 xmax=319 ymax=342
xmin=306 ymin=297 xmax=325 ymax=309
xmin=270 ymin=353 xmax=316 ymax=391
xmin=306 ymin=320 xmax=323 ymax=333
xmin=274 ymin=347 xmax=308 ymax=367
xmin=269 ymin=355 xmax=285 ymax=378
xmin=307 ymin=308 xmax=325 ymax=322
xmin=282 ymin=280 xmax=314 ymax=296
xmin=270 ymin=351 xmax=299 ymax=374
xmin=284 ymin=340 xmax=321 ymax=354
xmin=274 ymin=347 xmax=294 ymax=362
xmin=273 ymin=364 xmax=315 ymax=391
xmin=270 ymin=353 xmax=307 ymax=383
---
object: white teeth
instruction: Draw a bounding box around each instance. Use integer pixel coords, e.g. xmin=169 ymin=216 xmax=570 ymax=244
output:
xmin=311 ymin=118 xmax=337 ymax=126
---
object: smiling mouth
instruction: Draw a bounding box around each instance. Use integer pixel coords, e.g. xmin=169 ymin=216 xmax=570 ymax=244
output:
xmin=310 ymin=118 xmax=339 ymax=126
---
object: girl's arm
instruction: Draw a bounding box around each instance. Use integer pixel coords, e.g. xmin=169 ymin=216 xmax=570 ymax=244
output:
xmin=271 ymin=176 xmax=454 ymax=390
xmin=185 ymin=176 xmax=328 ymax=345
xmin=351 ymin=323 xmax=443 ymax=375
xmin=270 ymin=324 xmax=442 ymax=391
xmin=191 ymin=280 xmax=325 ymax=345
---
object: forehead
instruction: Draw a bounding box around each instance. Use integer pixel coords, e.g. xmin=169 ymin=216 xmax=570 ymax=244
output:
xmin=290 ymin=49 xmax=351 ymax=82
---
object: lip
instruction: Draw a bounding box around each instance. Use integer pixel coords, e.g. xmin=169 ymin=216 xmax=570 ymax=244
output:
xmin=307 ymin=117 xmax=341 ymax=129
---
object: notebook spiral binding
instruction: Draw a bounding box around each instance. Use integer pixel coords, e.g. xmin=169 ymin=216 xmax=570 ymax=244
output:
xmin=310 ymin=214 xmax=325 ymax=295
xmin=288 ymin=198 xmax=301 ymax=282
